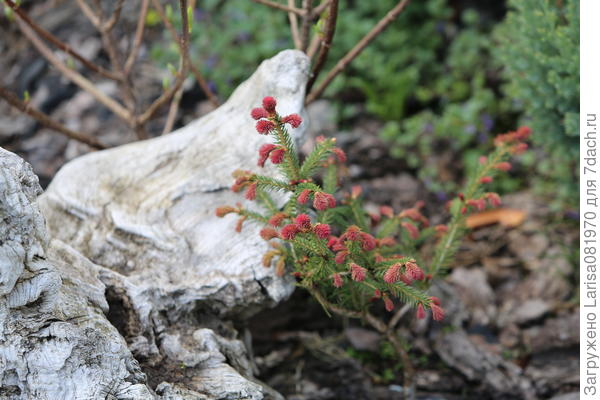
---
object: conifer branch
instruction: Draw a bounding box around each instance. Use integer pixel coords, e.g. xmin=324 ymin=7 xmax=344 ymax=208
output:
xmin=217 ymin=97 xmax=532 ymax=374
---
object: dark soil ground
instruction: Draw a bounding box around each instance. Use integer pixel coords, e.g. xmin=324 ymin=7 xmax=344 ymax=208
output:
xmin=0 ymin=3 xmax=579 ymax=399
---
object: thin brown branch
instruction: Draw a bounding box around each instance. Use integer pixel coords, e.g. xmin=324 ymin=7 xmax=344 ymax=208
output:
xmin=305 ymin=0 xmax=338 ymax=93
xmin=76 ymin=0 xmax=142 ymax=136
xmin=177 ymin=0 xmax=190 ymax=83
xmin=95 ymin=1 xmax=140 ymax=115
xmin=311 ymin=0 xmax=331 ymax=18
xmin=387 ymin=332 xmax=416 ymax=400
xmin=139 ymin=0 xmax=191 ymax=124
xmin=162 ymin=83 xmax=184 ymax=135
xmin=137 ymin=88 xmax=181 ymax=127
xmin=3 ymin=0 xmax=119 ymax=80
xmin=307 ymin=285 xmax=387 ymax=332
xmin=306 ymin=0 xmax=410 ymax=104
xmin=189 ymin=63 xmax=220 ymax=107
xmin=102 ymin=0 xmax=125 ymax=32
xmin=74 ymin=0 xmax=101 ymax=27
xmin=15 ymin=18 xmax=132 ymax=122
xmin=151 ymin=0 xmax=219 ymax=107
xmin=299 ymin=0 xmax=314 ymax=51
xmin=251 ymin=0 xmax=306 ymax=15
xmin=307 ymin=285 xmax=415 ymax=399
xmin=124 ymin=0 xmax=150 ymax=75
xmin=388 ymin=303 xmax=411 ymax=331
xmin=0 ymin=86 xmax=105 ymax=149
xmin=288 ymin=0 xmax=302 ymax=49
xmin=306 ymin=33 xmax=320 ymax=60
xmin=98 ymin=30 xmax=126 ymax=92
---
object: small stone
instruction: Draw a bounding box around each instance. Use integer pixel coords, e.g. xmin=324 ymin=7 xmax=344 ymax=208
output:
xmin=345 ymin=327 xmax=380 ymax=352
xmin=448 ymin=267 xmax=496 ymax=325
xmin=511 ymin=299 xmax=551 ymax=325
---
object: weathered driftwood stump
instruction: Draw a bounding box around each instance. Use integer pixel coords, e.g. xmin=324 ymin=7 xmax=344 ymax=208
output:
xmin=1 ymin=50 xmax=309 ymax=399
xmin=0 ymin=147 xmax=152 ymax=399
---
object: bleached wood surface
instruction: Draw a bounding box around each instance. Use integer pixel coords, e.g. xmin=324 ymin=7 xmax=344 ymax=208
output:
xmin=0 ymin=147 xmax=153 ymax=399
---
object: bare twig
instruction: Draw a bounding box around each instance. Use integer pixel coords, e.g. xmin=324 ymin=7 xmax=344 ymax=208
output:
xmin=189 ymin=64 xmax=220 ymax=107
xmin=387 ymin=332 xmax=416 ymax=400
xmin=306 ymin=33 xmax=320 ymax=60
xmin=74 ymin=0 xmax=100 ymax=27
xmin=305 ymin=0 xmax=338 ymax=92
xmin=0 ymin=86 xmax=105 ymax=149
xmin=251 ymin=0 xmax=305 ymax=15
xmin=388 ymin=303 xmax=411 ymax=330
xmin=15 ymin=19 xmax=132 ymax=122
xmin=139 ymin=0 xmax=191 ymax=124
xmin=162 ymin=84 xmax=184 ymax=134
xmin=124 ymin=0 xmax=150 ymax=76
xmin=308 ymin=284 xmax=415 ymax=400
xmin=306 ymin=0 xmax=410 ymax=104
xmin=102 ymin=0 xmax=125 ymax=31
xmin=76 ymin=0 xmax=144 ymax=137
xmin=3 ymin=0 xmax=119 ymax=80
xmin=311 ymin=0 xmax=331 ymax=18
xmin=299 ymin=0 xmax=314 ymax=51
xmin=151 ymin=0 xmax=220 ymax=107
xmin=287 ymin=0 xmax=302 ymax=49
xmin=103 ymin=7 xmax=138 ymax=114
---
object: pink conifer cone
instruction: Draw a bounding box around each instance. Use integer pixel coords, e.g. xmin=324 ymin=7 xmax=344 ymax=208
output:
xmin=416 ymin=304 xmax=426 ymax=319
xmin=269 ymin=213 xmax=286 ymax=227
xmin=251 ymin=108 xmax=269 ymax=120
xmin=314 ymin=223 xmax=331 ymax=239
xmin=295 ymin=214 xmax=311 ymax=230
xmin=359 ymin=233 xmax=376 ymax=251
xmin=383 ymin=264 xmax=402 ymax=284
xmin=333 ymin=273 xmax=344 ymax=288
xmin=350 ymin=263 xmax=366 ymax=282
xmin=335 ymin=251 xmax=348 ymax=264
xmin=431 ymin=304 xmax=445 ymax=321
xmin=258 ymin=143 xmax=277 ymax=167
xmin=245 ymin=182 xmax=257 ymax=200
xmin=298 ymin=189 xmax=312 ymax=204
xmin=262 ymin=96 xmax=277 ymax=113
xmin=270 ymin=148 xmax=286 ymax=164
xmin=283 ymin=114 xmax=302 ymax=128
xmin=313 ymin=192 xmax=335 ymax=211
xmin=256 ymin=120 xmax=275 ymax=134
xmin=384 ymin=296 xmax=394 ymax=312
xmin=281 ymin=224 xmax=300 ymax=240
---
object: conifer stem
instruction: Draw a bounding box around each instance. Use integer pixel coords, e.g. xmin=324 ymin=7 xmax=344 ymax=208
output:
xmin=307 ymin=285 xmax=415 ymax=399
xmin=274 ymin=123 xmax=302 ymax=181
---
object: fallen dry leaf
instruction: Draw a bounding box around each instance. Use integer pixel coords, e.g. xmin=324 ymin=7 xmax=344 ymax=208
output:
xmin=466 ymin=208 xmax=526 ymax=229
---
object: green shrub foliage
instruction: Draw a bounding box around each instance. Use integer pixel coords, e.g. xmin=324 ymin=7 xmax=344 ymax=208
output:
xmin=493 ymin=0 xmax=579 ymax=206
